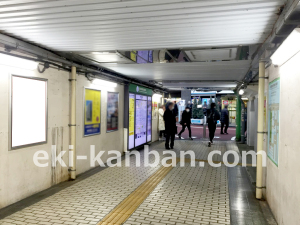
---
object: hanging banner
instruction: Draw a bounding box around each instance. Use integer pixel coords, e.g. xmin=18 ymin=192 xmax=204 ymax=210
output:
xmin=268 ymin=78 xmax=280 ymax=166
xmin=84 ymin=88 xmax=101 ymax=136
xmin=107 ymin=92 xmax=119 ymax=132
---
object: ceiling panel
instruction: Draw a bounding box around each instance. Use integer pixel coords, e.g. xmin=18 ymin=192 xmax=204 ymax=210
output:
xmin=99 ymin=60 xmax=251 ymax=82
xmin=0 ymin=0 xmax=285 ymax=51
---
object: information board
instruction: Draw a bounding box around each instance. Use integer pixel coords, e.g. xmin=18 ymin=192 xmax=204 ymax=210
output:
xmin=84 ymin=88 xmax=101 ymax=136
xmin=147 ymin=96 xmax=152 ymax=142
xmin=135 ymin=95 xmax=147 ymax=146
xmin=128 ymin=84 xmax=152 ymax=149
xmin=268 ymin=78 xmax=280 ymax=166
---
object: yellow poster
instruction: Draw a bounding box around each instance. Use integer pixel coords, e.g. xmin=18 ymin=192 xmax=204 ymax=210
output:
xmin=129 ymin=97 xmax=135 ymax=136
xmin=84 ymin=88 xmax=101 ymax=136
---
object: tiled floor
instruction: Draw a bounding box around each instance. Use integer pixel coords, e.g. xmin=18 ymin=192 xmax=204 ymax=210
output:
xmin=0 ymin=140 xmax=271 ymax=225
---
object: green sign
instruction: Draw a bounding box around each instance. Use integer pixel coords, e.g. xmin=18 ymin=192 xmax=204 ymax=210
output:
xmin=129 ymin=84 xmax=153 ymax=96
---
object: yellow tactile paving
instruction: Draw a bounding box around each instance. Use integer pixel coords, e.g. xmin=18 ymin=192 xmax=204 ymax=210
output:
xmin=97 ymin=159 xmax=178 ymax=225
xmin=97 ymin=156 xmax=252 ymax=225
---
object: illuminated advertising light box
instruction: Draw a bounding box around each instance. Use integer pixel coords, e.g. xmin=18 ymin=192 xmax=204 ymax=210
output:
xmin=128 ymin=84 xmax=153 ymax=149
xmin=107 ymin=92 xmax=119 ymax=132
xmin=84 ymin=88 xmax=101 ymax=136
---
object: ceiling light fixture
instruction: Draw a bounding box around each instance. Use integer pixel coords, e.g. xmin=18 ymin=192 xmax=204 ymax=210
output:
xmin=92 ymin=79 xmax=117 ymax=88
xmin=270 ymin=28 xmax=300 ymax=66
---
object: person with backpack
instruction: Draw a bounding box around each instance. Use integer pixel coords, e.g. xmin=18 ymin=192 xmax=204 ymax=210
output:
xmin=207 ymin=103 xmax=220 ymax=147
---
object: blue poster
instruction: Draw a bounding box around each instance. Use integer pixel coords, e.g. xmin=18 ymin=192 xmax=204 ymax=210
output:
xmin=267 ymin=78 xmax=280 ymax=166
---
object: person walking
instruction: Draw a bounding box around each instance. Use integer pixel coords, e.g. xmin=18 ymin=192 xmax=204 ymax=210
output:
xmin=173 ymin=101 xmax=179 ymax=122
xmin=207 ymin=103 xmax=220 ymax=147
xmin=163 ymin=102 xmax=177 ymax=149
xmin=158 ymin=105 xmax=166 ymax=141
xmin=178 ymin=107 xmax=193 ymax=140
xmin=220 ymin=105 xmax=229 ymax=134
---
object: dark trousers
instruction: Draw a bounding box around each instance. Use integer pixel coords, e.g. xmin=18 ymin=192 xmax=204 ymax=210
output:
xmin=178 ymin=124 xmax=191 ymax=137
xmin=221 ymin=122 xmax=229 ymax=134
xmin=165 ymin=132 xmax=175 ymax=148
xmin=208 ymin=123 xmax=216 ymax=142
xmin=159 ymin=130 xmax=165 ymax=137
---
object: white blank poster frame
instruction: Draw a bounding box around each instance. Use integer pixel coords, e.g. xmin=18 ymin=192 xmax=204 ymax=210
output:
xmin=11 ymin=75 xmax=48 ymax=149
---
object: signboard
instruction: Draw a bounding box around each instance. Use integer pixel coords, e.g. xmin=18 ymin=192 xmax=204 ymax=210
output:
xmin=107 ymin=92 xmax=119 ymax=132
xmin=84 ymin=88 xmax=101 ymax=136
xmin=129 ymin=84 xmax=153 ymax=96
xmin=268 ymin=78 xmax=280 ymax=166
xmin=147 ymin=96 xmax=152 ymax=142
xmin=135 ymin=95 xmax=147 ymax=146
xmin=11 ymin=75 xmax=48 ymax=149
xmin=152 ymin=101 xmax=158 ymax=119
xmin=128 ymin=84 xmax=153 ymax=149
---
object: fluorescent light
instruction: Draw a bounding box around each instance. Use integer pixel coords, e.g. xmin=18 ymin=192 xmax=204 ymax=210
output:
xmin=92 ymin=79 xmax=117 ymax=88
xmin=271 ymin=28 xmax=300 ymax=66
xmin=242 ymin=98 xmax=249 ymax=100
xmin=239 ymin=89 xmax=244 ymax=95
xmin=0 ymin=53 xmax=39 ymax=70
xmin=153 ymin=94 xmax=162 ymax=98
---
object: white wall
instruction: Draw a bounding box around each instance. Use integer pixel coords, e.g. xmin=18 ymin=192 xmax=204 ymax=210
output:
xmin=0 ymin=65 xmax=70 ymax=208
xmin=0 ymin=63 xmax=125 ymax=209
xmin=265 ymin=52 xmax=300 ymax=224
xmin=75 ymin=75 xmax=124 ymax=175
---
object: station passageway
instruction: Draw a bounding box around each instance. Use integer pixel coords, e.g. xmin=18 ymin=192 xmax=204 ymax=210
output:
xmin=1 ymin=1 xmax=300 ymax=225
xmin=0 ymin=141 xmax=270 ymax=225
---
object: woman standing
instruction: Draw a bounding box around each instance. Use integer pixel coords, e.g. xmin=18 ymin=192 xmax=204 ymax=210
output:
xmin=163 ymin=102 xmax=177 ymax=149
xmin=158 ymin=105 xmax=165 ymax=141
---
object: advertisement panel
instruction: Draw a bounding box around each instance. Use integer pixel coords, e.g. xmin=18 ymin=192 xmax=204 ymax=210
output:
xmin=107 ymin=92 xmax=119 ymax=132
xmin=84 ymin=88 xmax=101 ymax=136
xmin=129 ymin=93 xmax=135 ymax=149
xmin=268 ymin=78 xmax=280 ymax=166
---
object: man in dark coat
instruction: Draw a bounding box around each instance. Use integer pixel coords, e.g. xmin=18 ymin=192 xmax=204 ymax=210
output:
xmin=178 ymin=107 xmax=193 ymax=140
xmin=207 ymin=103 xmax=220 ymax=147
xmin=163 ymin=102 xmax=177 ymax=149
xmin=220 ymin=105 xmax=229 ymax=134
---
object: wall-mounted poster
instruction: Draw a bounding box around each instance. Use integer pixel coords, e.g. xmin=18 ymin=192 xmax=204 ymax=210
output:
xmin=84 ymin=88 xmax=101 ymax=136
xmin=268 ymin=78 xmax=280 ymax=166
xmin=129 ymin=93 xmax=135 ymax=149
xmin=107 ymin=92 xmax=119 ymax=132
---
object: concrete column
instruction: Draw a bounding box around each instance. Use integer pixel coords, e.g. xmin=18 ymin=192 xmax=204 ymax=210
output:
xmin=181 ymin=89 xmax=191 ymax=106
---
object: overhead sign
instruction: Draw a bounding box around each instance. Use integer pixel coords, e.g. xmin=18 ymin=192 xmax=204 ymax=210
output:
xmin=129 ymin=84 xmax=153 ymax=96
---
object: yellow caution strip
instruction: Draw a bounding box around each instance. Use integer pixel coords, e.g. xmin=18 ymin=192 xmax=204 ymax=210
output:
xmin=97 ymin=159 xmax=178 ymax=225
